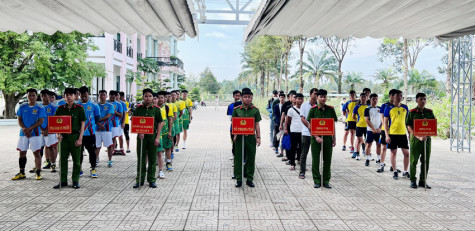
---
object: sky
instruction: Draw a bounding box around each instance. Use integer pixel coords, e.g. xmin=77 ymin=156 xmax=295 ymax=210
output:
xmin=178 ymin=2 xmax=447 ymax=83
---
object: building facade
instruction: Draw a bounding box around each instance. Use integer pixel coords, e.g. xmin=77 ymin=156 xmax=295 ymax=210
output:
xmin=87 ymin=33 xmax=185 ymax=101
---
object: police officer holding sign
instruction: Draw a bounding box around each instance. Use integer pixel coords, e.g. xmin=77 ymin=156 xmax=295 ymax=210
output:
xmin=53 ymin=88 xmax=86 ymax=189
xmin=406 ymin=93 xmax=435 ymax=189
xmin=306 ymin=89 xmax=337 ymax=189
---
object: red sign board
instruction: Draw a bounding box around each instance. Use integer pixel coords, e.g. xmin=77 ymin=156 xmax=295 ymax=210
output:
xmin=232 ymin=117 xmax=255 ymax=135
xmin=131 ymin=116 xmax=155 ymax=134
xmin=311 ymin=118 xmax=335 ymax=136
xmin=48 ymin=116 xmax=72 ymax=134
xmin=413 ymin=119 xmax=437 ymax=137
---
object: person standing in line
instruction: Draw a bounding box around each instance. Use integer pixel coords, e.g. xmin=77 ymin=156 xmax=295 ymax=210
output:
xmin=352 ymin=93 xmax=369 ymax=160
xmin=181 ymin=90 xmax=193 ymax=149
xmin=53 ymin=88 xmax=86 ymax=189
xmin=343 ymin=91 xmax=357 ymax=154
xmin=306 ymin=89 xmax=337 ymax=189
xmin=108 ymin=90 xmax=123 ymax=166
xmin=164 ymin=92 xmax=176 ymax=172
xmin=12 ymin=89 xmax=45 ymax=181
xmin=299 ymin=88 xmax=318 ymax=179
xmin=267 ymin=90 xmax=279 ymax=148
xmin=95 ymin=90 xmax=114 ymax=168
xmin=377 ymin=89 xmax=397 ymax=173
xmin=272 ymin=93 xmax=285 ymax=157
xmin=174 ymin=90 xmax=185 ymax=152
xmin=119 ymin=91 xmax=131 ymax=153
xmin=279 ymin=91 xmax=296 ymax=163
xmin=406 ymin=93 xmax=435 ymax=189
xmin=78 ymin=86 xmax=101 ymax=178
xmin=227 ymin=90 xmax=242 ymax=178
xmin=384 ymin=90 xmax=410 ymax=180
xmin=155 ymin=91 xmax=172 ymax=179
xmin=232 ymin=89 xmax=261 ymax=188
xmin=285 ymin=93 xmax=304 ymax=170
xmin=364 ymin=94 xmax=382 ymax=167
xmin=40 ymin=90 xmax=58 ymax=173
xmin=132 ymin=89 xmax=163 ymax=188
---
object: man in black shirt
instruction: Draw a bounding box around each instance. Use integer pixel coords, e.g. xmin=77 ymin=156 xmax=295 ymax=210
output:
xmin=279 ymin=90 xmax=296 ymax=162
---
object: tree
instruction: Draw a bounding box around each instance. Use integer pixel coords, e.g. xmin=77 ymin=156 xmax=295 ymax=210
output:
xmin=299 ymin=49 xmax=337 ymax=87
xmin=190 ymin=87 xmax=200 ymax=101
xmin=373 ymin=68 xmax=398 ymax=89
xmin=0 ymin=31 xmax=105 ymax=119
xmin=281 ymin=36 xmax=296 ymax=92
xmin=199 ymin=67 xmax=221 ymax=94
xmin=408 ymin=69 xmax=437 ymax=94
xmin=297 ymin=36 xmax=307 ymax=92
xmin=435 ymin=40 xmax=453 ymax=95
xmin=344 ymin=72 xmax=364 ymax=91
xmin=324 ymin=36 xmax=352 ymax=93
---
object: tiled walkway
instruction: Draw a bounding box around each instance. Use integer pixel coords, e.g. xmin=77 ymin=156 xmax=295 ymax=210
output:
xmin=0 ymin=106 xmax=474 ymax=230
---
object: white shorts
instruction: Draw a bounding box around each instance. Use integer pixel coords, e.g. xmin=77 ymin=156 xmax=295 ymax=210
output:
xmin=96 ymin=131 xmax=113 ymax=148
xmin=17 ymin=136 xmax=42 ymax=152
xmin=111 ymin=127 xmax=120 ymax=138
xmin=118 ymin=127 xmax=124 ymax=137
xmin=41 ymin=134 xmax=58 ymax=147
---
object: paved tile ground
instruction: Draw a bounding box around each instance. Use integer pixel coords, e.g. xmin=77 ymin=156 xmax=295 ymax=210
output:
xmin=0 ymin=106 xmax=475 ymax=230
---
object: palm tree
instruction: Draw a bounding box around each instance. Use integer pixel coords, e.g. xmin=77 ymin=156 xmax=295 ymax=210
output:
xmin=299 ymin=49 xmax=337 ymax=87
xmin=373 ymin=68 xmax=398 ymax=89
xmin=344 ymin=72 xmax=364 ymax=91
xmin=408 ymin=69 xmax=437 ymax=94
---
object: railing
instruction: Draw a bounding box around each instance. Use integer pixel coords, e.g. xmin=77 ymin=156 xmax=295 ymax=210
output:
xmin=137 ymin=52 xmax=143 ymax=58
xmin=146 ymin=56 xmax=184 ymax=70
xmin=113 ymin=39 xmax=122 ymax=53
xmin=126 ymin=46 xmax=133 ymax=58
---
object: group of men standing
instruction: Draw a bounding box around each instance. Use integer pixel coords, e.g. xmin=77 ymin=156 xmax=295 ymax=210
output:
xmin=342 ymin=89 xmax=434 ymax=188
xmin=12 ymin=86 xmax=194 ymax=189
xmin=265 ymin=87 xmax=434 ymax=189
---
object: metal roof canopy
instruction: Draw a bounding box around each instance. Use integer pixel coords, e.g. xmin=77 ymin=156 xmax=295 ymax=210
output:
xmin=244 ymin=0 xmax=475 ymax=42
xmin=0 ymin=0 xmax=197 ymax=38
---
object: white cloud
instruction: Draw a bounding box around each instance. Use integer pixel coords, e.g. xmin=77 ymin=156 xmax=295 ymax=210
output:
xmin=204 ymin=32 xmax=229 ymax=39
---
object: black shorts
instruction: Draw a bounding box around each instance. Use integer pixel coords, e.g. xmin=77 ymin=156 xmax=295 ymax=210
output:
xmin=356 ymin=127 xmax=367 ymax=137
xmin=387 ymin=134 xmax=409 ymax=150
xmin=379 ymin=130 xmax=387 ymax=145
xmin=344 ymin=122 xmax=349 ymax=131
xmin=366 ymin=131 xmax=380 ymax=143
xmin=347 ymin=121 xmax=356 ymax=130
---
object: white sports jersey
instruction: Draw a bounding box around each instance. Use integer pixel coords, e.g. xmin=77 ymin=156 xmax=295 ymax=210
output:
xmin=364 ymin=106 xmax=382 ymax=130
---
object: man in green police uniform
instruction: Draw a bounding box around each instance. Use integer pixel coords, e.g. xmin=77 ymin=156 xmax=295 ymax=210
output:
xmin=54 ymin=88 xmax=86 ymax=189
xmin=306 ymin=89 xmax=337 ymax=189
xmin=133 ymin=89 xmax=163 ymax=188
xmin=406 ymin=93 xmax=435 ymax=189
xmin=232 ymin=89 xmax=261 ymax=188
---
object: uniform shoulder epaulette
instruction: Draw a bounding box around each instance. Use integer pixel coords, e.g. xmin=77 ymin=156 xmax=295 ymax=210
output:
xmin=426 ymin=108 xmax=432 ymax=111
xmin=251 ymin=105 xmax=258 ymax=109
xmin=153 ymin=105 xmax=159 ymax=108
xmin=311 ymin=105 xmax=318 ymax=108
xmin=410 ymin=108 xmax=417 ymax=112
xmin=233 ymin=105 xmax=240 ymax=109
xmin=326 ymin=105 xmax=334 ymax=108
xmin=136 ymin=104 xmax=143 ymax=107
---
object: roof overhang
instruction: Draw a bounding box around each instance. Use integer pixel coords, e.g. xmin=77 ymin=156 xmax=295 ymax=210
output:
xmin=245 ymin=0 xmax=475 ymax=42
xmin=0 ymin=0 xmax=197 ymax=38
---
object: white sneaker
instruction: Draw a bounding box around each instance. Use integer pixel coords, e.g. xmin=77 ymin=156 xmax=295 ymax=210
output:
xmin=159 ymin=171 xmax=165 ymax=179
xmin=356 ymin=155 xmax=361 ymax=160
xmin=182 ymin=143 xmax=186 ymax=149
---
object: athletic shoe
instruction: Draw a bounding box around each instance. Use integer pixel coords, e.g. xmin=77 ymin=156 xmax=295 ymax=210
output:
xmin=299 ymin=174 xmax=305 ymax=179
xmin=351 ymin=153 xmax=357 ymax=158
xmin=342 ymin=145 xmax=346 ymax=151
xmin=376 ymin=159 xmax=381 ymax=164
xmin=96 ymin=156 xmax=100 ymax=165
xmin=390 ymin=167 xmax=401 ymax=173
xmin=393 ymin=171 xmax=399 ymax=180
xmin=276 ymin=154 xmax=283 ymax=157
xmin=29 ymin=167 xmax=36 ymax=173
xmin=350 ymin=146 xmax=355 ymax=153
xmin=159 ymin=171 xmax=165 ymax=179
xmin=183 ymin=143 xmax=186 ymax=149
xmin=36 ymin=174 xmax=42 ymax=180
xmin=120 ymin=150 xmax=126 ymax=156
xmin=11 ymin=173 xmax=26 ymax=180
xmin=171 ymin=153 xmax=174 ymax=159
xmin=42 ymin=162 xmax=51 ymax=169
xmin=365 ymin=159 xmax=370 ymax=166
xmin=403 ymin=172 xmax=410 ymax=179
xmin=356 ymin=155 xmax=360 ymax=160
xmin=107 ymin=161 xmax=113 ymax=168
xmin=91 ymin=169 xmax=98 ymax=178
xmin=51 ymin=165 xmax=57 ymax=173
xmin=79 ymin=171 xmax=83 ymax=177
xmin=175 ymin=146 xmax=179 ymax=152
xmin=290 ymin=166 xmax=295 ymax=170
xmin=126 ymin=149 xmax=131 ymax=153
xmin=377 ymin=164 xmax=385 ymax=173
xmin=166 ymin=163 xmax=173 ymax=171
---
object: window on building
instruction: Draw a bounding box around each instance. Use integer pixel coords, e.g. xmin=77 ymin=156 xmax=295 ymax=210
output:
xmin=116 ymin=75 xmax=120 ymax=91
xmin=117 ymin=33 xmax=121 ymax=41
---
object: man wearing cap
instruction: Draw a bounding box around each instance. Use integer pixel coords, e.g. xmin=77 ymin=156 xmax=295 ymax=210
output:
xmin=53 ymin=88 xmax=86 ymax=189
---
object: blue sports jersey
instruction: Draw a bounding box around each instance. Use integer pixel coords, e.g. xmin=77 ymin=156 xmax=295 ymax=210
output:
xmin=97 ymin=102 xmax=114 ymax=132
xmin=78 ymin=99 xmax=100 ymax=136
xmin=56 ymin=99 xmax=66 ymax=106
xmin=108 ymin=100 xmax=123 ymax=127
xmin=40 ymin=103 xmax=57 ymax=130
xmin=17 ymin=103 xmax=46 ymax=137
xmin=120 ymin=101 xmax=127 ymax=124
